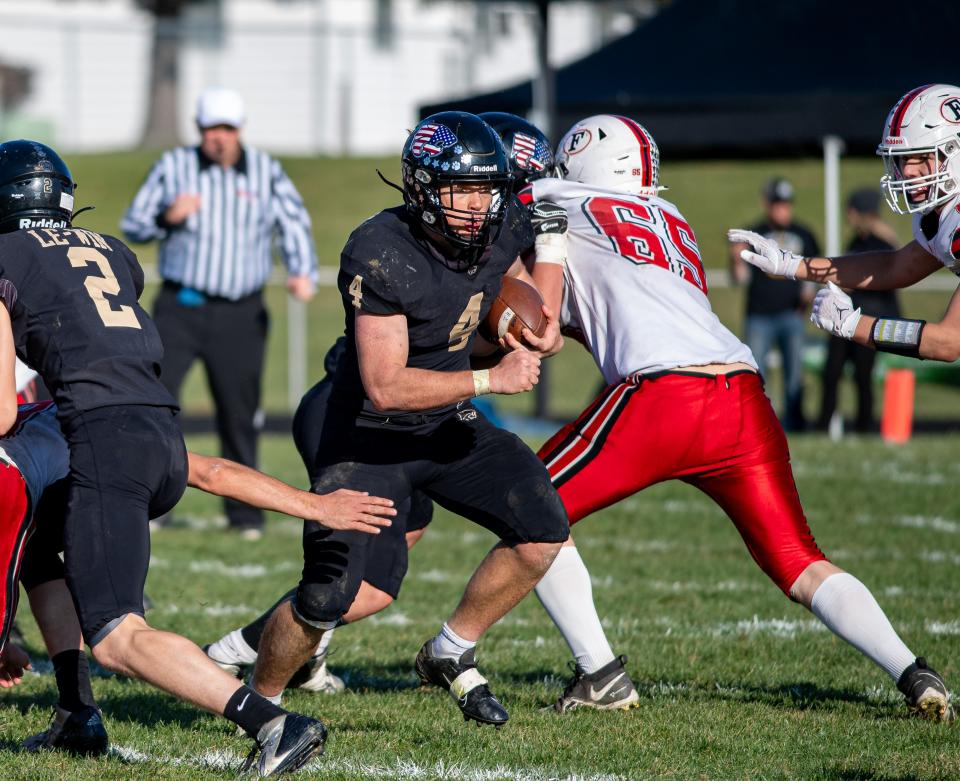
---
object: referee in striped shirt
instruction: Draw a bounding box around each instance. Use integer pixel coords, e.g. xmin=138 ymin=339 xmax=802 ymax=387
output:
xmin=122 ymin=87 xmax=317 ymax=539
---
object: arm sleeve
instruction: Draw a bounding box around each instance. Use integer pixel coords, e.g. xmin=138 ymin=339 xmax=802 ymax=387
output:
xmin=269 ymin=159 xmax=318 ymax=282
xmin=120 ymin=155 xmax=171 ymax=244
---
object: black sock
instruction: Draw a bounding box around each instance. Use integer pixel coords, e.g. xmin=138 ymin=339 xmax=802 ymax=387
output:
xmin=223 ymin=685 xmax=285 ymax=740
xmin=53 ymin=650 xmax=97 ymax=712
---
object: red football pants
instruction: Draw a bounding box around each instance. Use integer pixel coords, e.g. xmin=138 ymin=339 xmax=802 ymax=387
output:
xmin=0 ymin=461 xmax=31 ymax=652
xmin=538 ymin=372 xmax=826 ymax=594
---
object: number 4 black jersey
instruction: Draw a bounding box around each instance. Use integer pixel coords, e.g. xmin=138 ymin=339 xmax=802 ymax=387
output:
xmin=332 ymin=199 xmax=533 ymax=427
xmin=0 ymin=227 xmax=177 ymax=421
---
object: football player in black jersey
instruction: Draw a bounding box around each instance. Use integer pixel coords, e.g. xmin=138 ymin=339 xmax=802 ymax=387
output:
xmin=204 ymin=114 xmax=562 ymax=700
xmin=249 ymin=112 xmax=569 ymax=727
xmin=0 ymin=140 xmax=329 ymax=775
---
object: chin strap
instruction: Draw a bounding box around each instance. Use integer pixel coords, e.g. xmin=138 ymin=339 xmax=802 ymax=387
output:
xmin=71 ymin=205 xmax=96 ymax=221
xmin=376 ymin=169 xmax=404 ymax=196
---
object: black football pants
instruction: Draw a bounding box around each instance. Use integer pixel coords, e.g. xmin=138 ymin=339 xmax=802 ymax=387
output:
xmin=60 ymin=406 xmax=188 ymax=645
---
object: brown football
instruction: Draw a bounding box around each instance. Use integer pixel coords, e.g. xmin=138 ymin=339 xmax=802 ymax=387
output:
xmin=481 ymin=276 xmax=547 ymax=346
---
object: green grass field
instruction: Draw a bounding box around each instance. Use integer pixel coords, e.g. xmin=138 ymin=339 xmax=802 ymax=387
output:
xmin=4 ymin=432 xmax=960 ymax=780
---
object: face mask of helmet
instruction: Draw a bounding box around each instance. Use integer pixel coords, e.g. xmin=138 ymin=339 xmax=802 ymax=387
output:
xmin=401 ymin=112 xmax=513 ymax=270
xmin=0 ymin=139 xmax=76 ymax=234
xmin=880 ymin=144 xmax=960 ymax=215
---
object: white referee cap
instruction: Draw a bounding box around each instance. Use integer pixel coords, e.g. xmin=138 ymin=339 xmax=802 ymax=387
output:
xmin=196 ymin=87 xmax=245 ymax=129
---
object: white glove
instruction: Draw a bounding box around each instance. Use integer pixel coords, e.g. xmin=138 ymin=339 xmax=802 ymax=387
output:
xmin=811 ymin=282 xmax=862 ymax=339
xmin=727 ymin=229 xmax=803 ymax=280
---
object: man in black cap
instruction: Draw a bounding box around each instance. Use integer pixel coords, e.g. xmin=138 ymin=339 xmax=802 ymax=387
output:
xmin=729 ymin=177 xmax=821 ymax=431
xmin=817 ymin=189 xmax=901 ymax=433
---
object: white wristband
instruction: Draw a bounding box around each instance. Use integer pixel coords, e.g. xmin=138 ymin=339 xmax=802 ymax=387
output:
xmin=472 ymin=369 xmax=491 ymax=397
xmin=535 ymin=232 xmax=567 ymax=265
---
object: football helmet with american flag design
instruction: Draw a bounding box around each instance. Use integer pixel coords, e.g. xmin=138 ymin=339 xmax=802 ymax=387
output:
xmin=479 ymin=112 xmax=555 ymax=192
xmin=401 ymin=112 xmax=512 ymax=267
xmin=877 ymin=84 xmax=960 ymax=215
xmin=555 ymin=115 xmax=664 ymax=197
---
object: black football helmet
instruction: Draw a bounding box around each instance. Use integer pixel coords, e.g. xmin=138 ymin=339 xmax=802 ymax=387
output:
xmin=401 ymin=111 xmax=512 ymax=269
xmin=479 ymin=112 xmax=555 ymax=192
xmin=0 ymin=140 xmax=75 ymax=234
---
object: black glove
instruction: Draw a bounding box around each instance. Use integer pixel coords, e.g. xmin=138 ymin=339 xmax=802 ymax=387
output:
xmin=530 ymin=200 xmax=568 ymax=236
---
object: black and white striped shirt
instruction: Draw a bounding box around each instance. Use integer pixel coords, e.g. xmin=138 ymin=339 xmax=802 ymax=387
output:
xmin=121 ymin=146 xmax=316 ymax=300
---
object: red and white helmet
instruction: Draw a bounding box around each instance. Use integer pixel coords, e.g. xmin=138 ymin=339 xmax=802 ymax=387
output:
xmin=877 ymin=84 xmax=960 ymax=215
xmin=555 ymin=114 xmax=664 ymax=197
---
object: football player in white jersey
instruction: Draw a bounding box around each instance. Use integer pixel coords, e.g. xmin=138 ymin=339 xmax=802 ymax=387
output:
xmin=526 ymin=113 xmax=953 ymax=720
xmin=729 ymin=83 xmax=960 ymax=361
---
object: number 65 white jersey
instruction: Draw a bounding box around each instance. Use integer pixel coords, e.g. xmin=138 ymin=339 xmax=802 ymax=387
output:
xmin=531 ymin=179 xmax=755 ymax=385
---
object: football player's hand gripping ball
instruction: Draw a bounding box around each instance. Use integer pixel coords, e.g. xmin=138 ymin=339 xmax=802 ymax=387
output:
xmin=727 ymin=228 xmax=804 ymax=279
xmin=490 ymin=342 xmax=541 ymax=394
xmin=811 ymin=282 xmax=862 ymax=339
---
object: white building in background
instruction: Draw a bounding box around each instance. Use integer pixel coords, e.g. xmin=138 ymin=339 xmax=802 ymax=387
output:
xmin=0 ymin=0 xmax=647 ymax=155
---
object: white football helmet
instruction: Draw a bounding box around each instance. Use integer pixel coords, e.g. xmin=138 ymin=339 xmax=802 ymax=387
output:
xmin=877 ymin=83 xmax=960 ymax=215
xmin=555 ymin=114 xmax=665 ymax=197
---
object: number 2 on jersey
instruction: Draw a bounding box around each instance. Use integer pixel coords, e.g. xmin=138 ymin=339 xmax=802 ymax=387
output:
xmin=67 ymin=247 xmax=142 ymax=329
xmin=583 ymin=197 xmax=707 ymax=293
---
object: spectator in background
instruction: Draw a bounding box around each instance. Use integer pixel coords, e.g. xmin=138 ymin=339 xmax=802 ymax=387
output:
xmin=817 ymin=189 xmax=901 ymax=433
xmin=729 ymin=177 xmax=820 ymax=431
xmin=122 ymin=87 xmax=317 ymax=539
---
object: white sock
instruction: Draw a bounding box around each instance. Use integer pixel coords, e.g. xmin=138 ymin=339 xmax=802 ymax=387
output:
xmin=254 ymin=687 xmax=282 ymax=707
xmin=311 ymin=628 xmax=334 ymax=660
xmin=535 ymin=545 xmax=616 ymax=674
xmin=430 ymin=622 xmax=476 ymax=660
xmin=810 ymin=572 xmax=916 ymax=681
xmin=207 ymin=628 xmax=258 ymax=666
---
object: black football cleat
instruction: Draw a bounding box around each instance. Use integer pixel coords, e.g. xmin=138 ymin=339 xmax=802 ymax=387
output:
xmin=415 ymin=641 xmax=508 ymax=726
xmin=897 ymin=657 xmax=955 ymax=722
xmin=549 ymin=655 xmax=640 ymax=713
xmin=23 ymin=705 xmax=109 ymax=757
xmin=240 ymin=713 xmax=327 ymax=777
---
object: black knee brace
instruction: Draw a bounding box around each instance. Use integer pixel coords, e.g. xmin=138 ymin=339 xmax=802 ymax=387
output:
xmin=293 ymin=524 xmax=368 ymax=627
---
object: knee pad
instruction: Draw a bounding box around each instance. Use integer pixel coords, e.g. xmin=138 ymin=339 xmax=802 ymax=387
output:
xmin=505 ymin=475 xmax=570 ymax=544
xmin=293 ymin=580 xmax=356 ymax=629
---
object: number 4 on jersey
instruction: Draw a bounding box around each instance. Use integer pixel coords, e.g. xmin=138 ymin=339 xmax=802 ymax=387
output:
xmin=584 ymin=196 xmax=707 ymax=293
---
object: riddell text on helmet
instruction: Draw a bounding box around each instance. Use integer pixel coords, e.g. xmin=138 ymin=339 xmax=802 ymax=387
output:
xmin=20 ymin=218 xmax=69 ymax=229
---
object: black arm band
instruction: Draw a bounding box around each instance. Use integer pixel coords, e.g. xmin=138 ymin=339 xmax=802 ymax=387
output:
xmin=871 ymin=317 xmax=926 ymax=358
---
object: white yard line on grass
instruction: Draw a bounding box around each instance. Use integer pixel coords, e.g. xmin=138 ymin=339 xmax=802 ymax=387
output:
xmin=926 ymin=620 xmax=960 ymax=635
xmin=854 ymin=514 xmax=960 ymax=534
xmin=159 ymin=602 xmax=258 ymax=617
xmin=110 ymin=745 xmax=631 ymax=781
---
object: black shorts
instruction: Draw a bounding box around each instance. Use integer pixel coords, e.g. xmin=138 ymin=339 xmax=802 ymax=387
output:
xmin=292 ymin=351 xmax=433 ymax=598
xmin=19 ymin=477 xmax=70 ymax=593
xmin=295 ymin=406 xmax=568 ymax=623
xmin=60 ymin=405 xmax=188 ymax=644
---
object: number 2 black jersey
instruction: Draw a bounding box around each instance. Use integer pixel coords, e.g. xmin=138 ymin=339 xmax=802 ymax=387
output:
xmin=0 ymin=227 xmax=177 ymax=421
xmin=332 ymin=199 xmax=533 ymax=427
